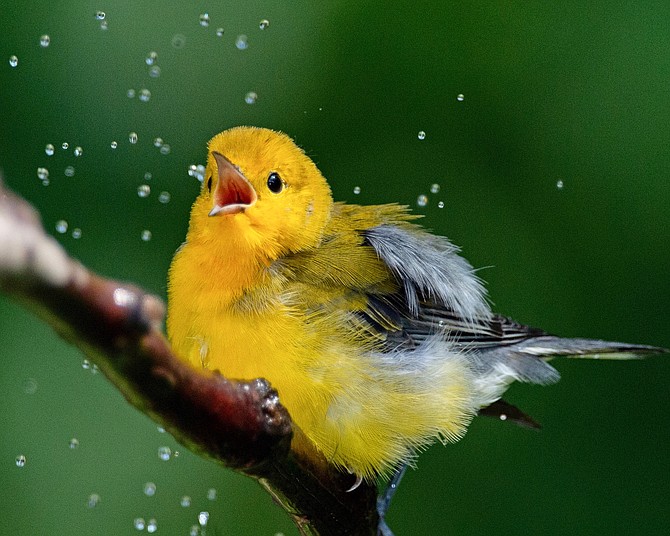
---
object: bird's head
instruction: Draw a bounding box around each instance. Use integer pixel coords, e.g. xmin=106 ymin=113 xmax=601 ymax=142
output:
xmin=189 ymin=127 xmax=334 ymax=261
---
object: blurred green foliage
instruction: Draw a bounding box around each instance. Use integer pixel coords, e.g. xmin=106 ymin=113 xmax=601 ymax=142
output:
xmin=1 ymin=2 xmax=669 ymax=535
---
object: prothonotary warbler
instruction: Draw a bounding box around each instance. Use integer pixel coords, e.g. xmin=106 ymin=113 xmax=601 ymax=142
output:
xmin=167 ymin=126 xmax=666 ymax=485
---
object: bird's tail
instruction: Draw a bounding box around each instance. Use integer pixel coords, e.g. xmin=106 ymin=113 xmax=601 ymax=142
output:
xmin=472 ymin=335 xmax=666 ymax=392
xmin=476 ymin=336 xmax=667 ymax=428
xmin=511 ymin=335 xmax=667 ymax=361
xmin=471 ymin=334 xmax=667 ymax=417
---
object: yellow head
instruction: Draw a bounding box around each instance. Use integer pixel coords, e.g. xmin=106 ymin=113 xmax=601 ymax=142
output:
xmin=188 ymin=127 xmax=334 ymax=262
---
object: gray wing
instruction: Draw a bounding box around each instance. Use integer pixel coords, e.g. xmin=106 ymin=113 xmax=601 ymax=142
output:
xmin=362 ymin=225 xmax=490 ymax=322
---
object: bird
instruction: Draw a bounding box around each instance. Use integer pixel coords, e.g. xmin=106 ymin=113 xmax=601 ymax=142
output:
xmin=166 ymin=126 xmax=666 ymax=488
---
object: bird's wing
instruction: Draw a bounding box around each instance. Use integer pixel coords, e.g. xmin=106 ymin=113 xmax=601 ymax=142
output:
xmin=361 ymin=224 xmax=491 ymax=322
xmin=359 ymin=222 xmax=540 ymax=353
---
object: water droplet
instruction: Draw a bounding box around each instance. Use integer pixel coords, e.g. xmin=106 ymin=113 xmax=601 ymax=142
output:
xmin=171 ymin=34 xmax=186 ymax=49
xmin=141 ymin=230 xmax=152 ymax=242
xmin=69 ymin=438 xmax=79 ymax=449
xmin=157 ymin=426 xmax=165 ymax=433
xmin=64 ymin=166 xmax=75 ymax=177
xmin=417 ymin=194 xmax=428 ymax=207
xmin=129 ymin=132 xmax=138 ymax=144
xmin=198 ymin=511 xmax=209 ymax=526
xmin=144 ymin=482 xmax=156 ymax=496
xmin=74 ymin=146 xmax=83 ymax=157
xmin=556 ymin=180 xmax=564 ymax=190
xmin=71 ymin=228 xmax=82 ymax=239
xmin=55 ymin=220 xmax=68 ymax=234
xmin=143 ymin=172 xmax=152 ymax=181
xmin=216 ymin=28 xmax=224 ymax=37
xmin=438 ymin=201 xmax=445 ymax=209
xmin=82 ymin=359 xmax=91 ymax=369
xmin=153 ymin=137 xmax=163 ymax=148
xmin=206 ymin=488 xmax=217 ymax=501
xmin=187 ymin=164 xmax=206 ymax=182
xmin=137 ymin=184 xmax=151 ymax=198
xmin=148 ymin=66 xmax=161 ymax=78
xmin=61 ymin=142 xmax=69 ymax=150
xmin=99 ymin=20 xmax=108 ymax=31
xmin=180 ymin=495 xmax=191 ymax=507
xmin=23 ymin=378 xmax=38 ymax=394
xmin=145 ymin=51 xmax=157 ymax=65
xmin=430 ymin=183 xmax=440 ymax=194
xmin=457 ymin=94 xmax=465 ymax=101
xmin=127 ymin=88 xmax=136 ymax=99
xmin=39 ymin=35 xmax=50 ymax=48
xmin=44 ymin=144 xmax=55 ymax=156
xmin=235 ymin=35 xmax=248 ymax=50
xmin=259 ymin=19 xmax=270 ymax=30
xmin=499 ymin=413 xmax=508 ymax=421
xmin=159 ymin=144 xmax=170 ymax=155
xmin=9 ymin=55 xmax=18 ymax=67
xmin=37 ymin=167 xmax=49 ymax=180
xmin=139 ymin=89 xmax=151 ymax=102
xmin=158 ymin=191 xmax=171 ymax=204
xmin=110 ymin=141 xmax=118 ymax=149
xmin=353 ymin=186 xmax=361 ymax=195
xmin=134 ymin=518 xmax=145 ymax=530
xmin=244 ymin=91 xmax=257 ymax=104
xmin=158 ymin=446 xmax=171 ymax=460
xmin=87 ymin=493 xmax=100 ymax=508
xmin=417 ymin=131 xmax=426 ymax=140
xmin=147 ymin=519 xmax=157 ymax=533
xmin=94 ymin=11 xmax=106 ymax=20
xmin=199 ymin=13 xmax=210 ymax=27
xmin=15 ymin=455 xmax=26 ymax=467
xmin=189 ymin=525 xmax=201 ymax=536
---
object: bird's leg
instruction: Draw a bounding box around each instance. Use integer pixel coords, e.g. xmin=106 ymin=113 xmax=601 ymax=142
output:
xmin=376 ymin=464 xmax=407 ymax=536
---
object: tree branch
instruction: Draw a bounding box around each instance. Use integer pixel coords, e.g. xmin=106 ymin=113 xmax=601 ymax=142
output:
xmin=0 ymin=180 xmax=378 ymax=536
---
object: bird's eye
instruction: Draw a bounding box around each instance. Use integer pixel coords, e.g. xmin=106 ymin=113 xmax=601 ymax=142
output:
xmin=206 ymin=176 xmax=212 ymax=192
xmin=267 ymin=172 xmax=284 ymax=193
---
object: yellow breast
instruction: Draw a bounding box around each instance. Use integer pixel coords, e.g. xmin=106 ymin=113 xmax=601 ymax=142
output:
xmin=167 ymin=239 xmax=476 ymax=480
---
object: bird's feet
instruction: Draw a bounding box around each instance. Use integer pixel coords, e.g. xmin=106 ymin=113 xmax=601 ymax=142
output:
xmin=376 ymin=465 xmax=407 ymax=536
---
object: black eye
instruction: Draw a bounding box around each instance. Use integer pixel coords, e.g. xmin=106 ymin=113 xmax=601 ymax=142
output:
xmin=267 ymin=172 xmax=284 ymax=193
xmin=206 ymin=176 xmax=212 ymax=192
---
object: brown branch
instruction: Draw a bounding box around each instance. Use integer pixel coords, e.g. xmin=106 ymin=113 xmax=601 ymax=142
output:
xmin=0 ymin=181 xmax=379 ymax=536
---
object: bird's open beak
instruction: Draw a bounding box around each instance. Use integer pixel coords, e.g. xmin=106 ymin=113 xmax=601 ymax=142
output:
xmin=208 ymin=152 xmax=257 ymax=216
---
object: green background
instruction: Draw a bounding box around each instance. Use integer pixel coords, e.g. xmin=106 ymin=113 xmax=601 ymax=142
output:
xmin=1 ymin=2 xmax=669 ymax=535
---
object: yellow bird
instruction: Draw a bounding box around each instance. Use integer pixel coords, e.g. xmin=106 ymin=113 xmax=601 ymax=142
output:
xmin=167 ymin=126 xmax=664 ymax=482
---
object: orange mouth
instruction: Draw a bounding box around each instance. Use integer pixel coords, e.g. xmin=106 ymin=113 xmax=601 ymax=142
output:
xmin=209 ymin=152 xmax=257 ymax=216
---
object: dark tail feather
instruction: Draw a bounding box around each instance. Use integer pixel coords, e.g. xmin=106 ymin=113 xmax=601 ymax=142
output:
xmin=478 ymin=399 xmax=541 ymax=429
xmin=513 ymin=336 xmax=668 ymax=361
